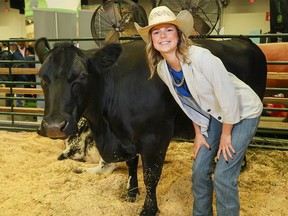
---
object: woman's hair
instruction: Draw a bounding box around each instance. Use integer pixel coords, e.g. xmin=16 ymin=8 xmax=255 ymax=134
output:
xmin=145 ymin=27 xmax=192 ymax=79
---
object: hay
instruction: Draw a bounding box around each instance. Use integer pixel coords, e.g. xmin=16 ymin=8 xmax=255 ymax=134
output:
xmin=0 ymin=131 xmax=287 ymax=216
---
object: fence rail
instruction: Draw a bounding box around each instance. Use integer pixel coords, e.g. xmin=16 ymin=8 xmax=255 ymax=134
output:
xmin=0 ymin=36 xmax=287 ymax=138
xmin=0 ymin=68 xmax=39 ymax=74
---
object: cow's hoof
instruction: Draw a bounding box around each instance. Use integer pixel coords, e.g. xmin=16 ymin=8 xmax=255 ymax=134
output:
xmin=140 ymin=208 xmax=160 ymax=216
xmin=121 ymin=188 xmax=139 ymax=202
xmin=123 ymin=192 xmax=138 ymax=202
xmin=121 ymin=194 xmax=137 ymax=202
xmin=127 ymin=187 xmax=139 ymax=202
xmin=126 ymin=196 xmax=137 ymax=202
xmin=57 ymin=153 xmax=67 ymax=160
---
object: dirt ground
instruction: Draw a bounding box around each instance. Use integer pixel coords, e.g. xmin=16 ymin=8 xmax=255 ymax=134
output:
xmin=0 ymin=130 xmax=287 ymax=216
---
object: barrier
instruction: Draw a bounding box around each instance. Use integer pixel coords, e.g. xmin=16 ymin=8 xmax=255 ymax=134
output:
xmin=0 ymin=37 xmax=287 ymax=136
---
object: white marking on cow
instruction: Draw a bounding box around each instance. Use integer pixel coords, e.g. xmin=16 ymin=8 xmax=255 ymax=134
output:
xmin=62 ymin=117 xmax=119 ymax=174
xmin=85 ymin=158 xmax=118 ymax=174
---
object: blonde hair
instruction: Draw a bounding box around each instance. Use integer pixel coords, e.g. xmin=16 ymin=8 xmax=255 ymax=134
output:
xmin=146 ymin=28 xmax=192 ymax=79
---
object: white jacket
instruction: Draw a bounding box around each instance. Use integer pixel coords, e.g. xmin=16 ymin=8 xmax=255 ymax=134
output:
xmin=157 ymin=45 xmax=263 ymax=133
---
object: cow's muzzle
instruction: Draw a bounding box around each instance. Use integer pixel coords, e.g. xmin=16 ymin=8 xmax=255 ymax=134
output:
xmin=38 ymin=115 xmax=78 ymax=139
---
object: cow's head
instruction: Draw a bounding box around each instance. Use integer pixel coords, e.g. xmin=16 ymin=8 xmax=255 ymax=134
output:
xmin=35 ymin=37 xmax=122 ymax=139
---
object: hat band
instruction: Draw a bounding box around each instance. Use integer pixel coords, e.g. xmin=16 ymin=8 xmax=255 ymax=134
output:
xmin=149 ymin=10 xmax=176 ymax=25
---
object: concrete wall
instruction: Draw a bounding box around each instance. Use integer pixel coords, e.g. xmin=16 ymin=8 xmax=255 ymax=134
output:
xmin=222 ymin=0 xmax=271 ymax=34
xmin=0 ymin=4 xmax=26 ymax=40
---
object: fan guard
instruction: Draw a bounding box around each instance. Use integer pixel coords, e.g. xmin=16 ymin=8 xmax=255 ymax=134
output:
xmin=90 ymin=0 xmax=148 ymax=47
xmin=158 ymin=0 xmax=221 ymax=36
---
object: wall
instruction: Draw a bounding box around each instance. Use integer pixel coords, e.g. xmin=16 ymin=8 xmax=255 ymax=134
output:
xmin=222 ymin=0 xmax=271 ymax=34
xmin=0 ymin=0 xmax=273 ymax=40
xmin=0 ymin=3 xmax=26 ymax=40
xmin=139 ymin=0 xmax=271 ymax=36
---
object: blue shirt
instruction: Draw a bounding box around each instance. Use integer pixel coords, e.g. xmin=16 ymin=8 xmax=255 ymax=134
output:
xmin=168 ymin=64 xmax=192 ymax=97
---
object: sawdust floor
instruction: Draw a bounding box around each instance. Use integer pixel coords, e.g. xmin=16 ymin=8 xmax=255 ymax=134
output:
xmin=0 ymin=130 xmax=287 ymax=216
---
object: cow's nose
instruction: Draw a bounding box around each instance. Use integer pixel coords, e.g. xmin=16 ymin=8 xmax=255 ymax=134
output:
xmin=42 ymin=119 xmax=67 ymax=130
xmin=42 ymin=119 xmax=69 ymax=139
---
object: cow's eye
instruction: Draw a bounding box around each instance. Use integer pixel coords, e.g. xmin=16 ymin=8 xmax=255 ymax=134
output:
xmin=79 ymin=72 xmax=88 ymax=80
xmin=71 ymin=82 xmax=84 ymax=100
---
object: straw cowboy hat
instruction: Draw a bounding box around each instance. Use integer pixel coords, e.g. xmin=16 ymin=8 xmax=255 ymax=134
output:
xmin=134 ymin=6 xmax=194 ymax=43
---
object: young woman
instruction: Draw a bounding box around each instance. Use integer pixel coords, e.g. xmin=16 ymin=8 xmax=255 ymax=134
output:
xmin=135 ymin=6 xmax=263 ymax=216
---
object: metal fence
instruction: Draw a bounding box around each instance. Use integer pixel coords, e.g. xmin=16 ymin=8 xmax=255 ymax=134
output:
xmin=0 ymin=35 xmax=287 ymax=147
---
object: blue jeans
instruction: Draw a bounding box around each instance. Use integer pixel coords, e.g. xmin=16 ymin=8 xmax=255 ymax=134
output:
xmin=192 ymin=116 xmax=260 ymax=216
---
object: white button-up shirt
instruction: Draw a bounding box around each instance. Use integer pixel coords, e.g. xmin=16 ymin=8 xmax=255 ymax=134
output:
xmin=157 ymin=45 xmax=263 ymax=135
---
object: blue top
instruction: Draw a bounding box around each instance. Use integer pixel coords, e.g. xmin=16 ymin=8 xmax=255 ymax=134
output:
xmin=168 ymin=64 xmax=192 ymax=97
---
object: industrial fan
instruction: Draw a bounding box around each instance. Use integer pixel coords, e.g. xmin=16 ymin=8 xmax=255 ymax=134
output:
xmin=90 ymin=0 xmax=148 ymax=47
xmin=158 ymin=0 xmax=222 ymax=36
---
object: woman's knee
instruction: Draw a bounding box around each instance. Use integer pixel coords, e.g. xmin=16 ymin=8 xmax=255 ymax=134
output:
xmin=213 ymin=161 xmax=239 ymax=190
xmin=193 ymin=159 xmax=213 ymax=183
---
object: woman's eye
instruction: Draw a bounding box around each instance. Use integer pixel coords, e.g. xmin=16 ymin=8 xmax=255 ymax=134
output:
xmin=152 ymin=30 xmax=159 ymax=35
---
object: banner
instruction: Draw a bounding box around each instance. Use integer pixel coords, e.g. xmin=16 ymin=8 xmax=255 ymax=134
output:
xmin=25 ymin=0 xmax=80 ymax=17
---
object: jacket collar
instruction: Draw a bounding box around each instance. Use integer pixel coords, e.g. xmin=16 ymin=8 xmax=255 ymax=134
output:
xmin=159 ymin=59 xmax=201 ymax=105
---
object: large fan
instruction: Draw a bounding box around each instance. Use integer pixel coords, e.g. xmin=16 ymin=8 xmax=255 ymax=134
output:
xmin=90 ymin=0 xmax=148 ymax=47
xmin=158 ymin=0 xmax=222 ymax=36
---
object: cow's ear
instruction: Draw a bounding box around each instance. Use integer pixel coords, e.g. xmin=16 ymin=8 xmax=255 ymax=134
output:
xmin=90 ymin=43 xmax=122 ymax=72
xmin=34 ymin=37 xmax=51 ymax=64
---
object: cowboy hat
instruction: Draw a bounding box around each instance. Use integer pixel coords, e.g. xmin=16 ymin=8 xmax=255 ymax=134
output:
xmin=134 ymin=6 xmax=194 ymax=43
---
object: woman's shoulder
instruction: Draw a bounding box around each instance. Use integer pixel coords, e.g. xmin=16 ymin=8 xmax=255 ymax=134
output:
xmin=187 ymin=44 xmax=212 ymax=60
xmin=188 ymin=44 xmax=210 ymax=53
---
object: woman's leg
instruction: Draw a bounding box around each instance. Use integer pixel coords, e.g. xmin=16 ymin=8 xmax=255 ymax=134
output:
xmin=214 ymin=116 xmax=260 ymax=216
xmin=192 ymin=117 xmax=222 ymax=216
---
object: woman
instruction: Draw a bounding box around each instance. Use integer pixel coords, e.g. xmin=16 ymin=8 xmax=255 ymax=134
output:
xmin=135 ymin=6 xmax=263 ymax=216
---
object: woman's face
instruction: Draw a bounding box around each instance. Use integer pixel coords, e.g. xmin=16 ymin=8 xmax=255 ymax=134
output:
xmin=151 ymin=24 xmax=178 ymax=56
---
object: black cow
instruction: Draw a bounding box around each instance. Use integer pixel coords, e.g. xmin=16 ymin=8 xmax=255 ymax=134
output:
xmin=35 ymin=37 xmax=267 ymax=216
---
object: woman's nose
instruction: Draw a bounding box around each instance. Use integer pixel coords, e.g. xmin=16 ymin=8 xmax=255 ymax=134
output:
xmin=160 ymin=31 xmax=166 ymax=38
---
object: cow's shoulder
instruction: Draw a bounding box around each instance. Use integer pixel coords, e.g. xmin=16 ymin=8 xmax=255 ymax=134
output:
xmin=88 ymin=43 xmax=123 ymax=73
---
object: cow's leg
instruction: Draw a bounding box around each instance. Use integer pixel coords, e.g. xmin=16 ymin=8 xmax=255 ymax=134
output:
xmin=58 ymin=135 xmax=85 ymax=161
xmin=125 ymin=155 xmax=139 ymax=202
xmin=140 ymin=139 xmax=169 ymax=216
xmin=58 ymin=117 xmax=90 ymax=161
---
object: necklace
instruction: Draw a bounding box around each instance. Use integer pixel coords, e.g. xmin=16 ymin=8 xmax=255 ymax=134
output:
xmin=168 ymin=65 xmax=185 ymax=87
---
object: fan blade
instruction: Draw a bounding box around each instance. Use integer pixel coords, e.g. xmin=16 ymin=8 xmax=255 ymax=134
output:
xmin=193 ymin=14 xmax=211 ymax=35
xmin=104 ymin=29 xmax=120 ymax=44
xmin=103 ymin=1 xmax=122 ymax=26
xmin=186 ymin=0 xmax=200 ymax=8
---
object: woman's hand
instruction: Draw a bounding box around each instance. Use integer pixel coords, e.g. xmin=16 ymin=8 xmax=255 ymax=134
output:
xmin=193 ymin=121 xmax=210 ymax=159
xmin=216 ymin=124 xmax=235 ymax=163
xmin=193 ymin=133 xmax=210 ymax=159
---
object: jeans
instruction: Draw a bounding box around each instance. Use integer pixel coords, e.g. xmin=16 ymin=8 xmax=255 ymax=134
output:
xmin=192 ymin=116 xmax=260 ymax=216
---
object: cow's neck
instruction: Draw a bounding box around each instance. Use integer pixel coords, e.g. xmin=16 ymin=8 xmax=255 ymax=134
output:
xmin=83 ymin=75 xmax=118 ymax=132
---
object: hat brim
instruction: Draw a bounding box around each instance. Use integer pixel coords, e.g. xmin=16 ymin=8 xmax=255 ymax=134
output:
xmin=134 ymin=10 xmax=194 ymax=43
